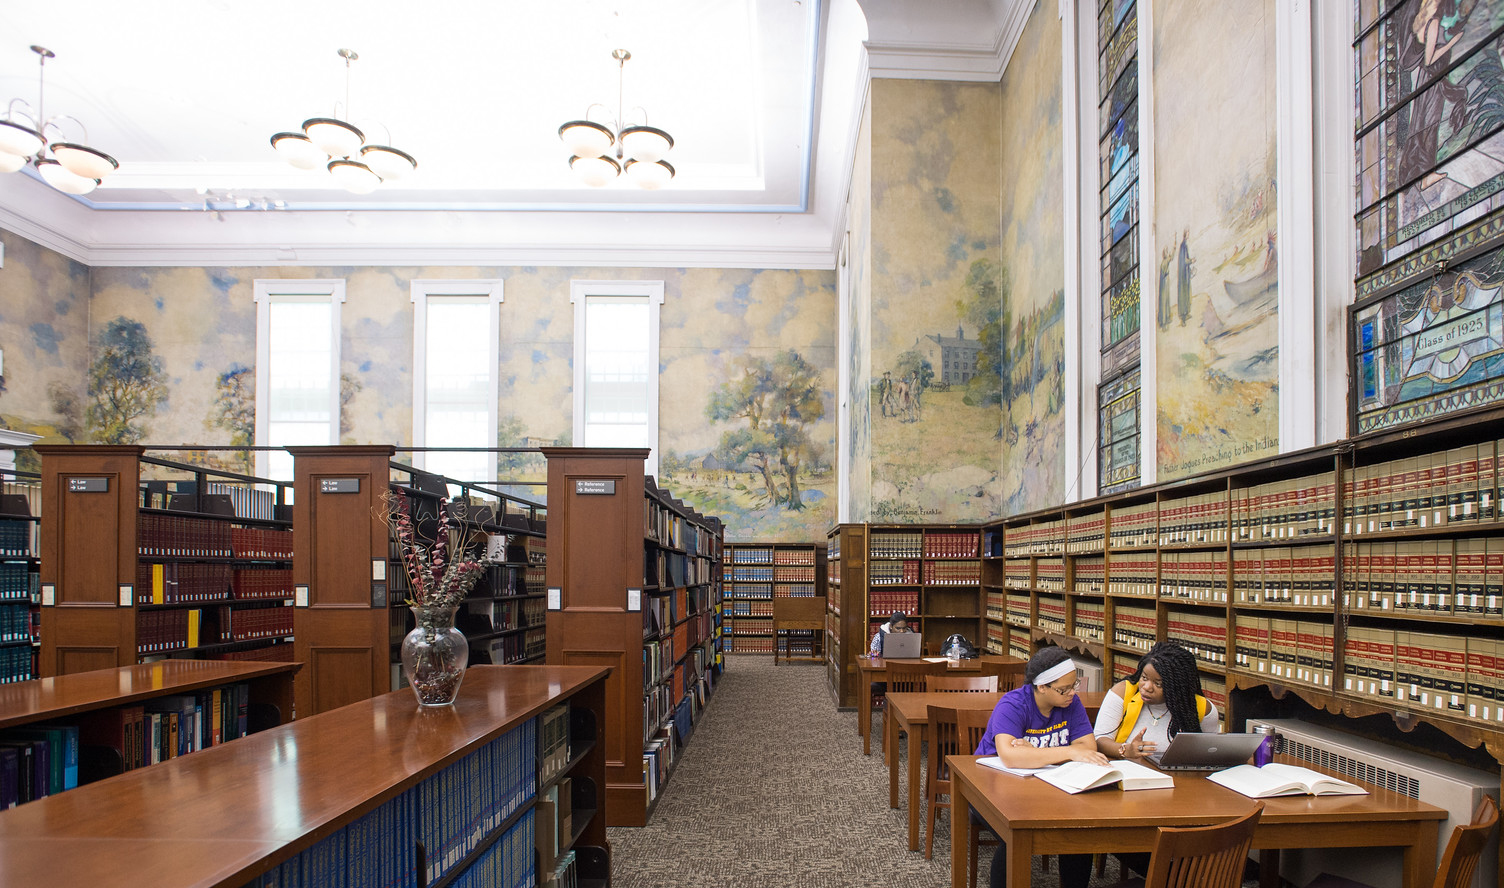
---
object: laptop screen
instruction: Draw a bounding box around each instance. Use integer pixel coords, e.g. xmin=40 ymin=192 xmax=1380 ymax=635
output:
xmin=881 ymin=632 xmax=922 ymax=659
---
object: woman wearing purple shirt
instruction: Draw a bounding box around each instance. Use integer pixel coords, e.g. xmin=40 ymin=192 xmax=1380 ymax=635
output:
xmin=973 ymin=646 xmax=1106 ymax=888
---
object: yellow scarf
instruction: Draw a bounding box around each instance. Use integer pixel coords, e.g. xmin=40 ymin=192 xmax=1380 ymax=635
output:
xmin=1114 ymin=680 xmax=1210 ymax=743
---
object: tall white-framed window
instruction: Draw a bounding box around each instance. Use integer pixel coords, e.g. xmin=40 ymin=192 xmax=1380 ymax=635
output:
xmin=570 ymin=281 xmax=663 ymax=477
xmin=412 ymin=280 xmax=503 ymax=484
xmin=253 ymin=280 xmax=345 ymax=482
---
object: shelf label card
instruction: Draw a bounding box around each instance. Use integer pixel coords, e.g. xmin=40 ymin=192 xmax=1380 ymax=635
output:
xmin=295 ymin=585 xmax=310 ymax=607
xmin=372 ymin=558 xmax=386 ymax=581
xmin=67 ymin=477 xmax=108 ymax=493
xmin=627 ymin=587 xmax=641 ymax=612
xmin=547 ymin=587 xmax=562 ymax=610
xmin=319 ymin=478 xmax=360 ymax=494
xmin=40 ymin=584 xmax=54 ymax=606
xmin=371 ymin=581 xmax=387 ymax=608
xmin=118 ymin=584 xmax=132 ymax=607
xmin=574 ymin=479 xmax=616 ymax=496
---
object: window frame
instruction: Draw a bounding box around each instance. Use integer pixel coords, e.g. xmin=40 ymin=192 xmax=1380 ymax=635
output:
xmin=252 ymin=279 xmax=346 ymax=480
xmin=570 ymin=280 xmax=664 ymax=477
xmin=410 ymin=279 xmax=504 ymax=481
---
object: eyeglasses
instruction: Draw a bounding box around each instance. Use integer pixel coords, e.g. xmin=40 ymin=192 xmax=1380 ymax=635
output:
xmin=1045 ymin=678 xmax=1080 ymax=695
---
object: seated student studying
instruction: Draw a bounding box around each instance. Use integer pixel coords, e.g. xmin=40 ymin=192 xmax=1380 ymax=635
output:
xmin=1090 ymin=640 xmax=1220 ymax=879
xmin=868 ymin=611 xmax=915 ymax=697
xmin=972 ymin=646 xmax=1107 ymax=888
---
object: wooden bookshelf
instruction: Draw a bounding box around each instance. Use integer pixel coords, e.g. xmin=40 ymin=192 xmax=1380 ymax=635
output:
xmin=541 ymin=447 xmax=724 ymax=826
xmin=0 ymin=664 xmax=609 ymax=888
xmin=825 ymin=524 xmax=867 ymax=709
xmin=36 ymin=446 xmax=295 ymax=679
xmin=0 ymin=470 xmax=40 ymax=684
xmin=722 ymin=542 xmax=826 ymax=657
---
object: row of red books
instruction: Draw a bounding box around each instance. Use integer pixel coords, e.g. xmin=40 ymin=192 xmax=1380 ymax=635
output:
xmin=219 ymin=605 xmax=293 ymax=642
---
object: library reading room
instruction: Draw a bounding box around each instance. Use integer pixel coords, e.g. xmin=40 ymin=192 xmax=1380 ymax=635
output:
xmin=3 ymin=1 xmax=1504 ymax=887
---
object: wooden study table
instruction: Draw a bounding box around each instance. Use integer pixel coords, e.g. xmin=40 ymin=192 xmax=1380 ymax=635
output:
xmin=885 ymin=689 xmax=1105 ymax=853
xmin=948 ymin=754 xmax=1447 ymax=888
xmin=854 ymin=654 xmax=1024 ymax=756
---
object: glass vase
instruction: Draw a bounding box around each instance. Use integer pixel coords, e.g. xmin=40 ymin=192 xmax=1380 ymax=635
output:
xmin=401 ymin=604 xmax=468 ymax=706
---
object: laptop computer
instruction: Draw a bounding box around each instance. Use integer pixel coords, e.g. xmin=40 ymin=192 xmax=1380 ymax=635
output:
xmin=1155 ymin=732 xmax=1266 ymax=771
xmin=881 ymin=631 xmax=922 ymax=659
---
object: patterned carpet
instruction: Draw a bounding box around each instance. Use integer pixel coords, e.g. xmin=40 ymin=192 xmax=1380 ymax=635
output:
xmin=608 ymin=655 xmax=1137 ymax=888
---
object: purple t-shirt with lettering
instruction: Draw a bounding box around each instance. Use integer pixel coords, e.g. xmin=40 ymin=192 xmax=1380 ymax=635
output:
xmin=974 ymin=684 xmax=1093 ymax=755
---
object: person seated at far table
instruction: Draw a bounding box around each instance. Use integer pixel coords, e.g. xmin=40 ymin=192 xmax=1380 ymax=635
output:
xmin=1092 ymin=640 xmax=1220 ymax=879
xmin=974 ymin=646 xmax=1106 ymax=888
xmin=868 ymin=610 xmax=914 ymax=658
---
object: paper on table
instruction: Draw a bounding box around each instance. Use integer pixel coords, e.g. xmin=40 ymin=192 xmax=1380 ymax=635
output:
xmin=922 ymin=657 xmax=951 ymax=663
xmin=976 ymin=756 xmax=1057 ymax=777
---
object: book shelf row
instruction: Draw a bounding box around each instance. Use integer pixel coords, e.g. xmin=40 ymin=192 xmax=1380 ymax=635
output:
xmin=722 ymin=543 xmax=823 ymax=656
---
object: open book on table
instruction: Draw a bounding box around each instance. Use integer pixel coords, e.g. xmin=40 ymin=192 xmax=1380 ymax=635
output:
xmin=1032 ymin=758 xmax=1173 ymax=793
xmin=1207 ymin=763 xmax=1368 ymax=799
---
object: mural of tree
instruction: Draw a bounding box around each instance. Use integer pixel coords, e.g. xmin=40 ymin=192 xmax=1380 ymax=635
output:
xmin=208 ymin=364 xmax=255 ymax=473
xmin=339 ymin=372 xmax=362 ymax=440
xmin=48 ymin=382 xmax=82 ymax=443
xmin=957 ymin=258 xmax=1005 ymax=408
xmin=707 ymin=349 xmax=824 ymax=511
xmin=86 ymin=317 xmax=168 ymax=444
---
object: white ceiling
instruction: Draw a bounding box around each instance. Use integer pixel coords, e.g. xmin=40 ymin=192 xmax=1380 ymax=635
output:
xmin=0 ymin=0 xmax=1031 ymax=268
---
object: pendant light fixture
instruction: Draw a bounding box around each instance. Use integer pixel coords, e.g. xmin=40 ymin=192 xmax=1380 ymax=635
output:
xmin=559 ymin=49 xmax=675 ymax=189
xmin=0 ymin=46 xmax=120 ymax=195
xmin=270 ymin=48 xmax=416 ymax=194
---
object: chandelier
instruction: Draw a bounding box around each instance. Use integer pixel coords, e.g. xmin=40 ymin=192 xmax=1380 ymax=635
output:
xmin=270 ymin=48 xmax=416 ymax=195
xmin=559 ymin=49 xmax=675 ymax=189
xmin=0 ymin=46 xmax=120 ymax=196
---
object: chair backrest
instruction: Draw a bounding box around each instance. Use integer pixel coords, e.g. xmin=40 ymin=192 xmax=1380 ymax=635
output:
xmin=1432 ymin=794 xmax=1499 ymax=888
xmin=927 ymin=704 xmax=962 ymax=783
xmin=887 ymin=662 xmax=934 ymax=694
xmin=931 ymin=674 xmax=999 ymax=693
xmin=979 ymin=660 xmax=1027 ymax=692
xmin=957 ymin=706 xmax=993 ymax=756
xmin=1142 ymin=803 xmax=1264 ymax=888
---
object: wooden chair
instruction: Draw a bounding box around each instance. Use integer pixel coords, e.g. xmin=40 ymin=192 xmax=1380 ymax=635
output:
xmin=925 ymin=704 xmax=963 ymax=859
xmin=1431 ymin=794 xmax=1498 ymax=888
xmin=956 ymin=707 xmax=1000 ymax=888
xmin=1140 ymin=802 xmax=1264 ymax=888
xmin=978 ymin=659 xmax=1027 ymax=691
xmin=883 ymin=661 xmax=936 ymax=762
xmin=931 ymin=674 xmax=999 ymax=692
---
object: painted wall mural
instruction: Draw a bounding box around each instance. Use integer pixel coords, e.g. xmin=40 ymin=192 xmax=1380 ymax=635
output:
xmin=869 ymin=79 xmax=1003 ymax=522
xmin=1153 ymin=0 xmax=1279 ymax=481
xmin=0 ymin=231 xmax=91 ymax=469
xmin=998 ymin=0 xmax=1067 ymax=515
xmin=847 ymin=93 xmax=874 ymax=523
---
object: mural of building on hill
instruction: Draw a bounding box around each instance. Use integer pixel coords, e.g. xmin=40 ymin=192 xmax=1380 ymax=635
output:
xmin=1153 ymin=0 xmax=1279 ymax=481
xmin=997 ymin=0 xmax=1066 ymax=515
xmin=869 ymin=78 xmax=1002 ymax=523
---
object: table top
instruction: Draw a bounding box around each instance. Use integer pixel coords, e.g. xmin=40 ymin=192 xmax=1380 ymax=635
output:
xmin=949 ymin=754 xmax=1449 ymax=831
xmin=0 ymin=660 xmax=302 ymax=729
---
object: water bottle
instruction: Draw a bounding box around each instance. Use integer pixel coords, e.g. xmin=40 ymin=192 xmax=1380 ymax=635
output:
xmin=1252 ymin=723 xmax=1280 ymax=767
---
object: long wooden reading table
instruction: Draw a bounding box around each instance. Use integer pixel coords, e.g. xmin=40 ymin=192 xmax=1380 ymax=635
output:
xmin=949 ymin=753 xmax=1447 ymax=888
xmin=885 ymin=689 xmax=1105 ymax=853
xmin=854 ymin=655 xmax=1024 ymax=756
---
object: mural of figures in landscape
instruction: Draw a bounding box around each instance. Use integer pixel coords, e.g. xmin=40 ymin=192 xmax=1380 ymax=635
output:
xmin=1154 ymin=0 xmax=1279 ymax=480
xmin=869 ymin=79 xmax=1002 ymax=522
xmin=1356 ymin=0 xmax=1504 ymax=277
xmin=998 ymin=0 xmax=1066 ymax=514
xmin=658 ymin=268 xmax=837 ymax=542
xmin=847 ymin=96 xmax=874 ymax=522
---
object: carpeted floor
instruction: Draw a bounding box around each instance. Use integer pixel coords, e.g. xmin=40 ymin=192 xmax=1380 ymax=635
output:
xmin=608 ymin=655 xmax=1136 ymax=888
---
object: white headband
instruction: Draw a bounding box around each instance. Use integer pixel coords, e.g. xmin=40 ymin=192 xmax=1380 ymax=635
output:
xmin=1033 ymin=659 xmax=1078 ymax=687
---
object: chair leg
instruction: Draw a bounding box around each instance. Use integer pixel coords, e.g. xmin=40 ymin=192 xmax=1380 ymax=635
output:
xmin=925 ymin=792 xmax=941 ymax=860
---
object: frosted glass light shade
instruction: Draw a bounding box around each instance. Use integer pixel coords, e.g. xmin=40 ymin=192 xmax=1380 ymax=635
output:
xmin=624 ymin=158 xmax=674 ymax=190
xmin=36 ymin=158 xmax=98 ymax=194
xmin=0 ymin=120 xmax=42 ymax=158
xmin=0 ymin=151 xmax=25 ymax=173
xmin=329 ymin=159 xmax=380 ymax=194
xmin=360 ymin=145 xmax=417 ymax=181
xmin=271 ymin=132 xmax=327 ymax=170
xmin=50 ymin=142 xmax=119 ymax=180
xmin=559 ymin=120 xmax=613 ymax=159
xmin=570 ymin=154 xmax=620 ymax=187
xmin=303 ymin=117 xmax=363 ymax=158
xmin=620 ymin=125 xmax=673 ymax=163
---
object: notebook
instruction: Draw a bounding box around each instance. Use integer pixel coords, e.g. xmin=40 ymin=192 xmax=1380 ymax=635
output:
xmin=1154 ymin=732 xmax=1266 ymax=771
xmin=881 ymin=631 xmax=922 ymax=659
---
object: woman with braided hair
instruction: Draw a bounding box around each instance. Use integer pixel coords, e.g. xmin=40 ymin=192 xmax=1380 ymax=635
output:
xmin=1093 ymin=640 xmax=1219 ymax=762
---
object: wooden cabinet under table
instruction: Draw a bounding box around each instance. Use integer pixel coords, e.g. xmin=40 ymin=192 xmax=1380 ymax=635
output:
xmin=0 ymin=664 xmax=610 ymax=888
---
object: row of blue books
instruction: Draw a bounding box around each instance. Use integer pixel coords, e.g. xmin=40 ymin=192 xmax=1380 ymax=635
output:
xmin=0 ymin=722 xmax=78 ymax=808
xmin=0 ymin=644 xmax=32 ymax=683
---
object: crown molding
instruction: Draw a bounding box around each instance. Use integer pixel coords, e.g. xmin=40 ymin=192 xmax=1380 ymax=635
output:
xmin=0 ymin=205 xmax=90 ymax=265
xmin=864 ymin=0 xmax=1033 ymax=82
